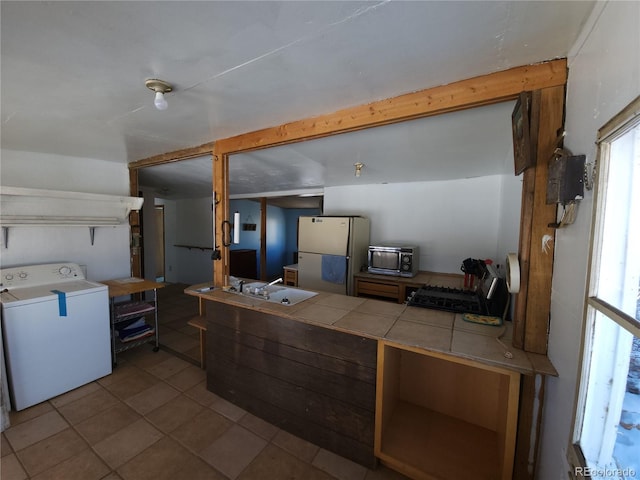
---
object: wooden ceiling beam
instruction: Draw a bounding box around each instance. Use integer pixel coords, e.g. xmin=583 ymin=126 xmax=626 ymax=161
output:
xmin=215 ymin=59 xmax=567 ymax=155
xmin=129 ymin=141 xmax=215 ymax=169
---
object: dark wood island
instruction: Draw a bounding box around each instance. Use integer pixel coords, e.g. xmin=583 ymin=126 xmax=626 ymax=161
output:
xmin=206 ymin=301 xmax=377 ymax=467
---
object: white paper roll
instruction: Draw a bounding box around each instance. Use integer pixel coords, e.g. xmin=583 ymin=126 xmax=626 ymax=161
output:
xmin=506 ymin=253 xmax=520 ymax=293
xmin=233 ymin=211 xmax=240 ymax=244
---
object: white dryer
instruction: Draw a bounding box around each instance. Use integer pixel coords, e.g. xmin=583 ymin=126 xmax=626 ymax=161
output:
xmin=0 ymin=263 xmax=111 ymax=411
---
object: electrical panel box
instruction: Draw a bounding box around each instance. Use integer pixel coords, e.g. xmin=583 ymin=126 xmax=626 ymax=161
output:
xmin=547 ymin=154 xmax=585 ymax=204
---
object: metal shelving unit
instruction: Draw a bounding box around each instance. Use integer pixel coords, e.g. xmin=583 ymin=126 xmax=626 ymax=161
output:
xmin=110 ymin=297 xmax=159 ymax=364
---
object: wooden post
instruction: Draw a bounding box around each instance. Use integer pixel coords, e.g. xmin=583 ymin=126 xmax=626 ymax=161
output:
xmin=511 ymin=86 xmax=565 ymax=478
xmin=523 ymin=86 xmax=564 ymax=354
xmin=513 ymin=90 xmax=541 ymax=349
xmin=213 ymin=151 xmax=229 ymax=287
xmin=128 ymin=168 xmax=142 ymax=278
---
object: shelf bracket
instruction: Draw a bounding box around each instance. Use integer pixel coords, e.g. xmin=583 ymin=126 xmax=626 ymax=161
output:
xmin=2 ymin=226 xmax=8 ymax=248
xmin=89 ymin=227 xmax=96 ymax=246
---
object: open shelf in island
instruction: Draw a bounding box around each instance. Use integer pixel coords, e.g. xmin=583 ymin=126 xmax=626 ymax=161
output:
xmin=375 ymin=342 xmax=520 ymax=480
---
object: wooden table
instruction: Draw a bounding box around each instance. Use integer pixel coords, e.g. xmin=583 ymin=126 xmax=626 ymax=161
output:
xmin=101 ymin=277 xmax=165 ymax=298
xmin=354 ymin=270 xmax=463 ymax=303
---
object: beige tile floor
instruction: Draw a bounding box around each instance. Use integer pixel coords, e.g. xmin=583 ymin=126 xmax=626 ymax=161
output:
xmin=1 ymin=283 xmax=408 ymax=480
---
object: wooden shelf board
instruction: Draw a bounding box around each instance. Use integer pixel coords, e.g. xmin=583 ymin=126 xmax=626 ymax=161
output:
xmin=379 ymin=401 xmax=500 ymax=480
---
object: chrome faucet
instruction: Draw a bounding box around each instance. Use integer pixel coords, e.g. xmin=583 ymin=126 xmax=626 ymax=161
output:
xmin=254 ymin=277 xmax=283 ymax=299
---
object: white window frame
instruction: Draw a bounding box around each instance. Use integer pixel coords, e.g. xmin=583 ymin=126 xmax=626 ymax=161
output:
xmin=568 ymin=95 xmax=640 ymax=479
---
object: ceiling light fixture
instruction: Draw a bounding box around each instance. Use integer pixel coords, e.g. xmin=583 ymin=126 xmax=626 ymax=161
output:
xmin=354 ymin=162 xmax=364 ymax=177
xmin=145 ymin=79 xmax=172 ymax=111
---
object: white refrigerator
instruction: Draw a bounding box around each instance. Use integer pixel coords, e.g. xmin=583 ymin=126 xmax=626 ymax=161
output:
xmin=297 ymin=216 xmax=370 ymax=295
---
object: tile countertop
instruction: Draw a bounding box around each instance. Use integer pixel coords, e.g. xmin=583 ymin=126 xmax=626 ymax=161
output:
xmin=185 ymin=281 xmax=557 ymax=377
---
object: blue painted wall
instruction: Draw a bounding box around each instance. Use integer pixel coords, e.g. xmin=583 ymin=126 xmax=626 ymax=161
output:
xmin=229 ymin=199 xmax=262 ymax=277
xmin=229 ymin=199 xmax=320 ymax=280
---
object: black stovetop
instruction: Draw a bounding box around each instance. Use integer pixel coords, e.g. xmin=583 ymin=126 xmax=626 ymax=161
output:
xmin=407 ymin=285 xmax=487 ymax=314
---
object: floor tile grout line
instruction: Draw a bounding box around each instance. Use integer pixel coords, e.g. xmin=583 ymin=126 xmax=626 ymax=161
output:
xmin=127 ymin=355 xmax=240 ymax=480
xmin=52 ymin=363 xmax=162 ymax=477
xmin=114 ymin=349 xmax=235 ymax=479
xmin=6 ymin=371 xmax=351 ymax=480
xmin=44 ymin=360 xmax=210 ymax=479
xmin=39 ymin=393 xmax=114 ymax=480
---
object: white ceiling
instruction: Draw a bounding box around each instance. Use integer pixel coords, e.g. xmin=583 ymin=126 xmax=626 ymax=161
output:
xmin=1 ymin=1 xmax=595 ymax=200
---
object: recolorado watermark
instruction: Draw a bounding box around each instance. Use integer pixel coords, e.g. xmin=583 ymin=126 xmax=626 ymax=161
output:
xmin=574 ymin=467 xmax=637 ymax=478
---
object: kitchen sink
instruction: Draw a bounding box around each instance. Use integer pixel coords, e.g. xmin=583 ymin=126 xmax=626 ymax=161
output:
xmin=237 ymin=282 xmax=317 ymax=306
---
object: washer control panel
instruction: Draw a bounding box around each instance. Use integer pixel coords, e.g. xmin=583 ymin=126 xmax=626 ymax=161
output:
xmin=0 ymin=263 xmax=85 ymax=289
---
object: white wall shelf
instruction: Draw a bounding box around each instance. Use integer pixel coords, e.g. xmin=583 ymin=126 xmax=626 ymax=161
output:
xmin=0 ymin=187 xmax=143 ymax=248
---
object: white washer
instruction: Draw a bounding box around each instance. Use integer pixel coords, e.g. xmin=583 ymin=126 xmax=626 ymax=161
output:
xmin=1 ymin=263 xmax=111 ymax=411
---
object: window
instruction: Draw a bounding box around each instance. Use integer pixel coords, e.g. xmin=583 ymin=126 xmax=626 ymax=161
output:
xmin=570 ymin=96 xmax=640 ymax=480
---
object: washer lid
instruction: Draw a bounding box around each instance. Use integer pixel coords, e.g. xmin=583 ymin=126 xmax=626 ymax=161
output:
xmin=1 ymin=280 xmax=106 ymax=307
